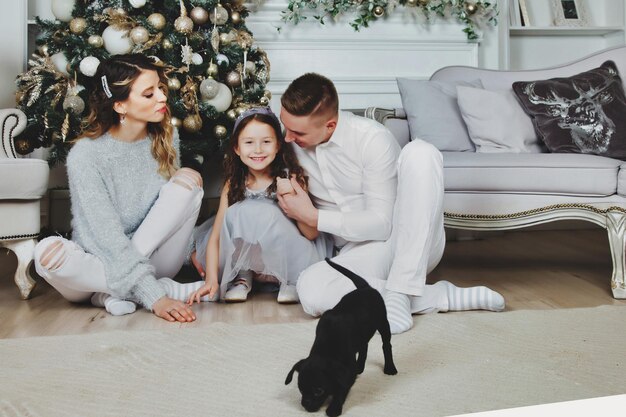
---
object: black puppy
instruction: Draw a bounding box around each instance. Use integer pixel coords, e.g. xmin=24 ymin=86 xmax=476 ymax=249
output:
xmin=285 ymin=258 xmax=398 ymax=417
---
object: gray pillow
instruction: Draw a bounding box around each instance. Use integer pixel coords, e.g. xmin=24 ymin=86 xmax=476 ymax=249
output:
xmin=397 ymin=78 xmax=483 ymax=151
xmin=456 ymin=86 xmax=544 ymax=153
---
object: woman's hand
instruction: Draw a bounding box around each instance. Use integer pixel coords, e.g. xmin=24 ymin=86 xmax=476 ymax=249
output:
xmin=153 ymin=296 xmax=196 ymax=322
xmin=187 ymin=279 xmax=219 ymax=305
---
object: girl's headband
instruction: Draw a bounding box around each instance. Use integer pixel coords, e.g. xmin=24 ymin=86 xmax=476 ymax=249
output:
xmin=232 ymin=106 xmax=280 ymax=133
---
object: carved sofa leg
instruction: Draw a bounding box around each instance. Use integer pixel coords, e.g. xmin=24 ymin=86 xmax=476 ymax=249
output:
xmin=606 ymin=211 xmax=626 ymax=299
xmin=1 ymin=238 xmax=37 ymax=299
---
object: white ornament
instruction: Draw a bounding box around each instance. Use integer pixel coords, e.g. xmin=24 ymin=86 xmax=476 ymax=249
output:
xmin=203 ymin=83 xmax=232 ymax=112
xmin=50 ymin=52 xmax=70 ymax=76
xmin=216 ymin=53 xmax=229 ymax=66
xmin=129 ymin=0 xmax=147 ymax=8
xmin=191 ymin=53 xmax=203 ymax=65
xmin=102 ymin=25 xmax=133 ymax=55
xmin=51 ymin=0 xmax=76 ymax=22
xmin=79 ymin=56 xmax=100 ymax=77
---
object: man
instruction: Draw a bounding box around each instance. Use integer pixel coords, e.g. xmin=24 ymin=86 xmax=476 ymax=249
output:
xmin=277 ymin=73 xmax=504 ymax=334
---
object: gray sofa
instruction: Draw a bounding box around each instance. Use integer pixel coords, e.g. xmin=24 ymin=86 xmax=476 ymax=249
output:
xmin=365 ymin=45 xmax=626 ymax=299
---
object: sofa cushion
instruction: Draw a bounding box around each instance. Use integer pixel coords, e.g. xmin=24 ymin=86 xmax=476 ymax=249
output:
xmin=443 ymin=152 xmax=621 ymax=196
xmin=456 ymin=86 xmax=543 ymax=153
xmin=0 ymin=159 xmax=50 ymax=199
xmin=397 ymin=78 xmax=482 ymax=151
xmin=512 ymin=60 xmax=626 ymax=160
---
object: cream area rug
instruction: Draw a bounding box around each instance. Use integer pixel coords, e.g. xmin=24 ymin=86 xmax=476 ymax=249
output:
xmin=1 ymin=306 xmax=625 ymax=417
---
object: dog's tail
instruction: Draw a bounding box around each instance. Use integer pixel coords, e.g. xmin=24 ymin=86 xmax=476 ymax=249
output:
xmin=325 ymin=258 xmax=371 ymax=290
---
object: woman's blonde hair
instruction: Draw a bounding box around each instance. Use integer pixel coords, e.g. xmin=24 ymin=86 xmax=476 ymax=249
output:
xmin=80 ymin=54 xmax=177 ymax=178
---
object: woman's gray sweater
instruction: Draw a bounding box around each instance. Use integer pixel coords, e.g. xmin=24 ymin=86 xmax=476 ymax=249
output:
xmin=66 ymin=129 xmax=180 ymax=310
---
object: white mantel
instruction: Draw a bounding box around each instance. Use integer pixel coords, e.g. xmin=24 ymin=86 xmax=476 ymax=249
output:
xmin=245 ymin=0 xmax=501 ymax=110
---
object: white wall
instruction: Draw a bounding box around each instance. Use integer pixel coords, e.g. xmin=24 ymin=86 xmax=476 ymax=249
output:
xmin=0 ymin=0 xmax=27 ymax=108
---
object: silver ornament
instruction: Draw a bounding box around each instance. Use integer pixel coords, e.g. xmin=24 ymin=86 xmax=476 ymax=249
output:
xmin=147 ymin=13 xmax=166 ymax=30
xmin=70 ymin=17 xmax=87 ymax=34
xmin=129 ymin=0 xmax=147 ymax=8
xmin=209 ymin=5 xmax=229 ymax=25
xmin=214 ymin=125 xmax=227 ymax=139
xmin=219 ymin=33 xmax=232 ymax=46
xmin=167 ymin=77 xmax=181 ymax=90
xmin=200 ymin=78 xmax=220 ymax=100
xmin=87 ymin=35 xmax=103 ymax=48
xmin=191 ymin=53 xmax=203 ymax=65
xmin=190 ymin=6 xmax=209 ymax=25
xmin=63 ymin=95 xmax=85 ymax=115
xmin=175 ymin=16 xmax=194 ymax=34
xmin=130 ymin=26 xmax=150 ymax=44
xmin=79 ymin=56 xmax=100 ymax=77
xmin=225 ymin=71 xmax=241 ymax=87
xmin=406 ymin=0 xmax=418 ymax=6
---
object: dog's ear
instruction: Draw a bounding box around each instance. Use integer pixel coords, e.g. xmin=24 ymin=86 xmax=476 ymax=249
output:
xmin=285 ymin=359 xmax=305 ymax=385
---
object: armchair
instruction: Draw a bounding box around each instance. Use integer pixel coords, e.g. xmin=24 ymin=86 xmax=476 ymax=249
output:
xmin=0 ymin=108 xmax=49 ymax=299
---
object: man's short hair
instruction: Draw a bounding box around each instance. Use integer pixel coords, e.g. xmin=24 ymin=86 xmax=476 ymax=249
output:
xmin=281 ymin=73 xmax=339 ymax=121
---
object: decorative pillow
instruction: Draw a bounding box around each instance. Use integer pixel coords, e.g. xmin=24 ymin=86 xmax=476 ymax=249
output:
xmin=397 ymin=78 xmax=483 ymax=151
xmin=512 ymin=61 xmax=626 ymax=159
xmin=456 ymin=86 xmax=544 ymax=153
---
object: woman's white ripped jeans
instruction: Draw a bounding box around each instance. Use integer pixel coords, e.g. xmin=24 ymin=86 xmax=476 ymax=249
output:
xmin=34 ymin=168 xmax=204 ymax=303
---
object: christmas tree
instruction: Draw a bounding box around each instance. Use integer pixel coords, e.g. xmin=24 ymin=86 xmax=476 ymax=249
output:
xmin=15 ymin=0 xmax=271 ymax=168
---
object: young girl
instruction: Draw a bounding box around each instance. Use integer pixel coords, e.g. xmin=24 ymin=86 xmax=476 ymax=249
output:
xmin=33 ymin=54 xmax=210 ymax=322
xmin=188 ymin=107 xmax=331 ymax=304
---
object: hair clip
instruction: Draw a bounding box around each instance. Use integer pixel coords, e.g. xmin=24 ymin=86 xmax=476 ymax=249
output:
xmin=101 ymin=75 xmax=113 ymax=98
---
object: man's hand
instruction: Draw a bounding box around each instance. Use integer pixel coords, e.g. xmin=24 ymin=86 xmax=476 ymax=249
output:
xmin=277 ymin=177 xmax=318 ymax=228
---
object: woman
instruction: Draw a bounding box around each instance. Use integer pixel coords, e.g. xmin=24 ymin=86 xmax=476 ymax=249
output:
xmin=34 ymin=54 xmax=207 ymax=322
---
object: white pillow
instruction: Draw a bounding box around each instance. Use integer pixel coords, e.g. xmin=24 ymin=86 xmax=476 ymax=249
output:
xmin=456 ymin=86 xmax=543 ymax=153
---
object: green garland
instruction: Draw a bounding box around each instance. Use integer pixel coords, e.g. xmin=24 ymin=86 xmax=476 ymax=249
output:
xmin=281 ymin=0 xmax=497 ymax=40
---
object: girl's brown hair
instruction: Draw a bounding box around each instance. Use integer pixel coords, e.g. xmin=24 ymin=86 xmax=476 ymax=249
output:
xmin=224 ymin=112 xmax=307 ymax=206
xmin=80 ymin=54 xmax=177 ymax=178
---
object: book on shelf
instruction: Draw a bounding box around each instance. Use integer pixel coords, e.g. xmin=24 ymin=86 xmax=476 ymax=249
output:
xmin=519 ymin=0 xmax=531 ymax=26
xmin=510 ymin=0 xmax=522 ymax=27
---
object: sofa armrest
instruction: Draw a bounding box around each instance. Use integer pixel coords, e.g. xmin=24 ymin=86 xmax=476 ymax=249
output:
xmin=364 ymin=107 xmax=410 ymax=148
xmin=1 ymin=108 xmax=27 ymax=159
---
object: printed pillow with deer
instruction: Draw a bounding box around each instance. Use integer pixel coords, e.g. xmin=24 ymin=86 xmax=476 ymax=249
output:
xmin=513 ymin=60 xmax=626 ymax=160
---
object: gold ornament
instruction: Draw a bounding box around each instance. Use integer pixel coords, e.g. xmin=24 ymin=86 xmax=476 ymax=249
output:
xmin=167 ymin=77 xmax=182 ymax=90
xmin=263 ymin=90 xmax=272 ymax=100
xmin=190 ymin=6 xmax=209 ymax=25
xmin=175 ymin=0 xmax=194 ymax=34
xmin=183 ymin=114 xmax=203 ymax=133
xmin=226 ymin=109 xmax=237 ymax=120
xmin=465 ymin=2 xmax=478 ymax=15
xmin=417 ymin=0 xmax=430 ymax=5
xmin=230 ymin=11 xmax=242 ymax=25
xmin=14 ymin=137 xmax=34 ymax=155
xmin=130 ymin=26 xmax=150 ymax=44
xmin=39 ymin=44 xmax=50 ymax=55
xmin=147 ymin=13 xmax=166 ymax=30
xmin=171 ymin=117 xmax=182 ymax=128
xmin=373 ymin=6 xmax=385 ymax=17
xmin=219 ymin=32 xmax=232 ymax=46
xmin=259 ymin=96 xmax=269 ymax=106
xmin=87 ymin=35 xmax=104 ymax=48
xmin=207 ymin=62 xmax=219 ymax=77
xmin=209 ymin=4 xmax=229 ymax=25
xmin=70 ymin=18 xmax=87 ymax=34
xmin=162 ymin=39 xmax=174 ymax=50
xmin=225 ymin=71 xmax=241 ymax=87
xmin=245 ymin=61 xmax=256 ymax=75
xmin=175 ymin=16 xmax=194 ymax=34
xmin=214 ymin=125 xmax=227 ymax=139
xmin=406 ymin=0 xmax=418 ymax=6
xmin=235 ymin=107 xmax=246 ymax=117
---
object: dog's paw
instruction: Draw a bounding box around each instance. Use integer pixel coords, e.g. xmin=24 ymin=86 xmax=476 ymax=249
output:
xmin=326 ymin=404 xmax=343 ymax=417
xmin=384 ymin=364 xmax=398 ymax=375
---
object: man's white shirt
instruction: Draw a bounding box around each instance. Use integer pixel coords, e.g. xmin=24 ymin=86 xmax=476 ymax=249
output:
xmin=291 ymin=111 xmax=401 ymax=246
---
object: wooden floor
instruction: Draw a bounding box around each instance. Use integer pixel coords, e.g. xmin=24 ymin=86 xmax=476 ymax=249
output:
xmin=1 ymin=227 xmax=624 ymax=339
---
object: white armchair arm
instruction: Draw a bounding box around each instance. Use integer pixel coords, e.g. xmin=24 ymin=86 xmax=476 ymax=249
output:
xmin=1 ymin=108 xmax=27 ymax=159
